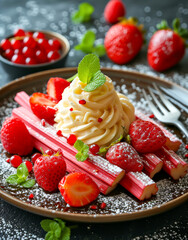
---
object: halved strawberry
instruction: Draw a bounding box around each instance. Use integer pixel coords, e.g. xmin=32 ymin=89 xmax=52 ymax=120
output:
xmin=47 ymin=77 xmax=70 ymax=101
xmin=29 ymin=92 xmax=58 ymax=125
xmin=58 ymin=172 xmax=100 ymax=207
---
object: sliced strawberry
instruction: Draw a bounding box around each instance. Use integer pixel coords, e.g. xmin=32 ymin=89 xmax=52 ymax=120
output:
xmin=29 ymin=92 xmax=58 ymax=125
xmin=47 ymin=77 xmax=70 ymax=101
xmin=129 ymin=119 xmax=166 ymax=153
xmin=106 ymin=142 xmax=143 ymax=173
xmin=58 ymin=172 xmax=100 ymax=207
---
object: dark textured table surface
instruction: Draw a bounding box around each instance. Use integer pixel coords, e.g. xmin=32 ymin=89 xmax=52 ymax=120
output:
xmin=0 ymin=0 xmax=188 ymax=239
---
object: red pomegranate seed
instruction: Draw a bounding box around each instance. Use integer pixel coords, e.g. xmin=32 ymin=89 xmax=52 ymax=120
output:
xmin=26 ymin=31 xmax=33 ymax=37
xmin=89 ymin=144 xmax=100 ymax=155
xmin=6 ymin=158 xmax=10 ymax=163
xmin=10 ymin=155 xmax=22 ymax=168
xmin=23 ymin=36 xmax=37 ymax=48
xmin=14 ymin=29 xmax=25 ymax=37
xmin=25 ymin=57 xmax=37 ymax=65
xmin=36 ymin=50 xmax=47 ymax=63
xmin=90 ymin=205 xmax=98 ymax=210
xmin=25 ymin=161 xmax=33 ymax=172
xmin=70 ymin=108 xmax=73 ymax=111
xmin=1 ymin=39 xmax=11 ymax=50
xmin=37 ymin=38 xmax=50 ymax=50
xmin=45 ymin=149 xmax=54 ymax=156
xmin=22 ymin=46 xmax=34 ymax=57
xmin=79 ymin=99 xmax=86 ymax=105
xmin=29 ymin=193 xmax=34 ymax=199
xmin=67 ymin=134 xmax=77 ymax=145
xmin=149 ymin=114 xmax=155 ymax=118
xmin=185 ymin=153 xmax=188 ymax=158
xmin=11 ymin=39 xmax=22 ymax=50
xmin=41 ymin=119 xmax=46 ymax=126
xmin=185 ymin=145 xmax=188 ymax=150
xmin=56 ymin=130 xmax=63 ymax=136
xmin=5 ymin=49 xmax=14 ymax=60
xmin=47 ymin=50 xmax=61 ymax=61
xmin=48 ymin=39 xmax=61 ymax=51
xmin=98 ymin=118 xmax=103 ymax=123
xmin=33 ymin=31 xmax=45 ymax=39
xmin=31 ymin=153 xmax=41 ymax=164
xmin=100 ymin=202 xmax=106 ymax=209
xmin=11 ymin=54 xmax=25 ymax=64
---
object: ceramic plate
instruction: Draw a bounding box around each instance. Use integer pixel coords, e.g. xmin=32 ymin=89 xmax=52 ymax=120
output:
xmin=0 ymin=68 xmax=187 ymax=223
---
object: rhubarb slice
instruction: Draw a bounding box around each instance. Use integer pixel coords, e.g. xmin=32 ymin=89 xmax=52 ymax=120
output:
xmin=156 ymin=147 xmax=188 ymax=180
xmin=12 ymin=107 xmax=125 ymax=187
xmin=142 ymin=153 xmax=163 ymax=178
xmin=136 ymin=110 xmax=182 ymax=152
xmin=120 ymin=172 xmax=158 ymax=200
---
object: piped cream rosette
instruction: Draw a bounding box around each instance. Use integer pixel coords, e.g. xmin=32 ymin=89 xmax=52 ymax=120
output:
xmin=54 ymin=76 xmax=135 ymax=146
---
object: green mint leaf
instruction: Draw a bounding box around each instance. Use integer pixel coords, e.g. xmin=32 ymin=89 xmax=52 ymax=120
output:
xmin=6 ymin=174 xmax=19 ymax=185
xmin=17 ymin=177 xmax=27 ymax=184
xmin=67 ymin=73 xmax=78 ymax=82
xmin=99 ymin=135 xmax=123 ymax=155
xmin=54 ymin=218 xmax=66 ymax=231
xmin=17 ymin=163 xmax=29 ymax=180
xmin=75 ymin=44 xmax=95 ymax=54
xmin=72 ymin=3 xmax=94 ymax=23
xmin=74 ymin=140 xmax=89 ymax=162
xmin=74 ymin=139 xmax=84 ymax=151
xmin=93 ymin=44 xmax=106 ymax=57
xmin=78 ymin=54 xmax=100 ymax=84
xmin=21 ymin=179 xmax=35 ymax=188
xmin=41 ymin=219 xmax=55 ymax=232
xmin=60 ymin=226 xmax=71 ymax=240
xmin=45 ymin=231 xmax=55 ymax=240
xmin=84 ymin=70 xmax=106 ymax=92
xmin=156 ymin=20 xmax=169 ymax=30
xmin=74 ymin=31 xmax=96 ymax=53
xmin=50 ymin=222 xmax=61 ymax=238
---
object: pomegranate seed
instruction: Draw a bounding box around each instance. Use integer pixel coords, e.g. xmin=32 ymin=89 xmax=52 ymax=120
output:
xmin=10 ymin=155 xmax=22 ymax=168
xmin=70 ymin=108 xmax=73 ymax=111
xmin=47 ymin=50 xmax=61 ymax=61
xmin=98 ymin=118 xmax=103 ymax=123
xmin=67 ymin=134 xmax=77 ymax=145
xmin=185 ymin=145 xmax=188 ymax=150
xmin=33 ymin=31 xmax=45 ymax=39
xmin=100 ymin=202 xmax=106 ymax=209
xmin=29 ymin=193 xmax=34 ymax=199
xmin=25 ymin=57 xmax=37 ymax=65
xmin=36 ymin=50 xmax=47 ymax=63
xmin=56 ymin=130 xmax=63 ymax=136
xmin=90 ymin=205 xmax=98 ymax=210
xmin=48 ymin=39 xmax=61 ymax=51
xmin=5 ymin=49 xmax=14 ymax=60
xmin=37 ymin=38 xmax=50 ymax=50
xmin=11 ymin=39 xmax=22 ymax=50
xmin=31 ymin=153 xmax=41 ymax=164
xmin=41 ymin=119 xmax=46 ymax=126
xmin=79 ymin=99 xmax=86 ymax=105
xmin=45 ymin=149 xmax=54 ymax=156
xmin=25 ymin=161 xmax=33 ymax=172
xmin=14 ymin=48 xmax=22 ymax=55
xmin=1 ymin=39 xmax=11 ymax=50
xmin=22 ymin=46 xmax=34 ymax=57
xmin=26 ymin=31 xmax=33 ymax=37
xmin=185 ymin=153 xmax=188 ymax=158
xmin=14 ymin=29 xmax=25 ymax=37
xmin=23 ymin=36 xmax=37 ymax=48
xmin=6 ymin=158 xmax=10 ymax=163
xmin=89 ymin=144 xmax=100 ymax=155
xmin=149 ymin=114 xmax=155 ymax=118
xmin=11 ymin=54 xmax=25 ymax=64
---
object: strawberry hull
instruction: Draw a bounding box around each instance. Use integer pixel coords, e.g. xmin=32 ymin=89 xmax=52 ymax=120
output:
xmin=120 ymin=172 xmax=158 ymax=201
xmin=135 ymin=111 xmax=182 ymax=152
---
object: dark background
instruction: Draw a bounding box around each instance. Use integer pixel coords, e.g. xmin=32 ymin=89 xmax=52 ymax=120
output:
xmin=0 ymin=0 xmax=188 ymax=239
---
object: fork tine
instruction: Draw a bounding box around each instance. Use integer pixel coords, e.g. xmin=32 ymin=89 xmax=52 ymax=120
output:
xmin=152 ymin=83 xmax=179 ymax=112
xmin=148 ymin=87 xmax=169 ymax=115
xmin=142 ymin=89 xmax=163 ymax=118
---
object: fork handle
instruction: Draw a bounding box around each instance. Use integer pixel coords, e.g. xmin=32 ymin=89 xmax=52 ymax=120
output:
xmin=174 ymin=121 xmax=188 ymax=139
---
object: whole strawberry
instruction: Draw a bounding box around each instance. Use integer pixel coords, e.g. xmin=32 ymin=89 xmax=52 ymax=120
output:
xmin=148 ymin=18 xmax=188 ymax=71
xmin=104 ymin=0 xmax=126 ymax=24
xmin=47 ymin=77 xmax=70 ymax=102
xmin=129 ymin=120 xmax=166 ymax=153
xmin=104 ymin=18 xmax=144 ymax=64
xmin=106 ymin=142 xmax=143 ymax=173
xmin=34 ymin=150 xmax=66 ymax=192
xmin=0 ymin=117 xmax=33 ymax=155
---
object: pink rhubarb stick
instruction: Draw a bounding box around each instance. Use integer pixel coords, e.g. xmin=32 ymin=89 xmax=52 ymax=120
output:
xmin=136 ymin=110 xmax=182 ymax=152
xmin=156 ymin=147 xmax=188 ymax=180
xmin=12 ymin=107 xmax=125 ymax=187
xmin=141 ymin=153 xmax=163 ymax=178
xmin=120 ymin=172 xmax=158 ymax=201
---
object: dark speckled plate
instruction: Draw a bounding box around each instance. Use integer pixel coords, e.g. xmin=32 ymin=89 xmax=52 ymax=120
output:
xmin=0 ymin=68 xmax=187 ymax=223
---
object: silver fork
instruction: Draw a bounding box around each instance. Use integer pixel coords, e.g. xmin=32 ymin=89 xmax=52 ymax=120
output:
xmin=142 ymin=83 xmax=188 ymax=138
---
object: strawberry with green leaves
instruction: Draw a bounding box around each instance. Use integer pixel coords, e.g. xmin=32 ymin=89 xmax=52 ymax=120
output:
xmin=104 ymin=18 xmax=144 ymax=64
xmin=148 ymin=18 xmax=188 ymax=71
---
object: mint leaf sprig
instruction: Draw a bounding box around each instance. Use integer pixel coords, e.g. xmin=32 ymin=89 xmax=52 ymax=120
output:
xmin=72 ymin=3 xmax=94 ymax=23
xmin=99 ymin=135 xmax=124 ymax=155
xmin=75 ymin=30 xmax=106 ymax=57
xmin=41 ymin=218 xmax=76 ymax=240
xmin=74 ymin=139 xmax=89 ymax=162
xmin=6 ymin=163 xmax=35 ymax=188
